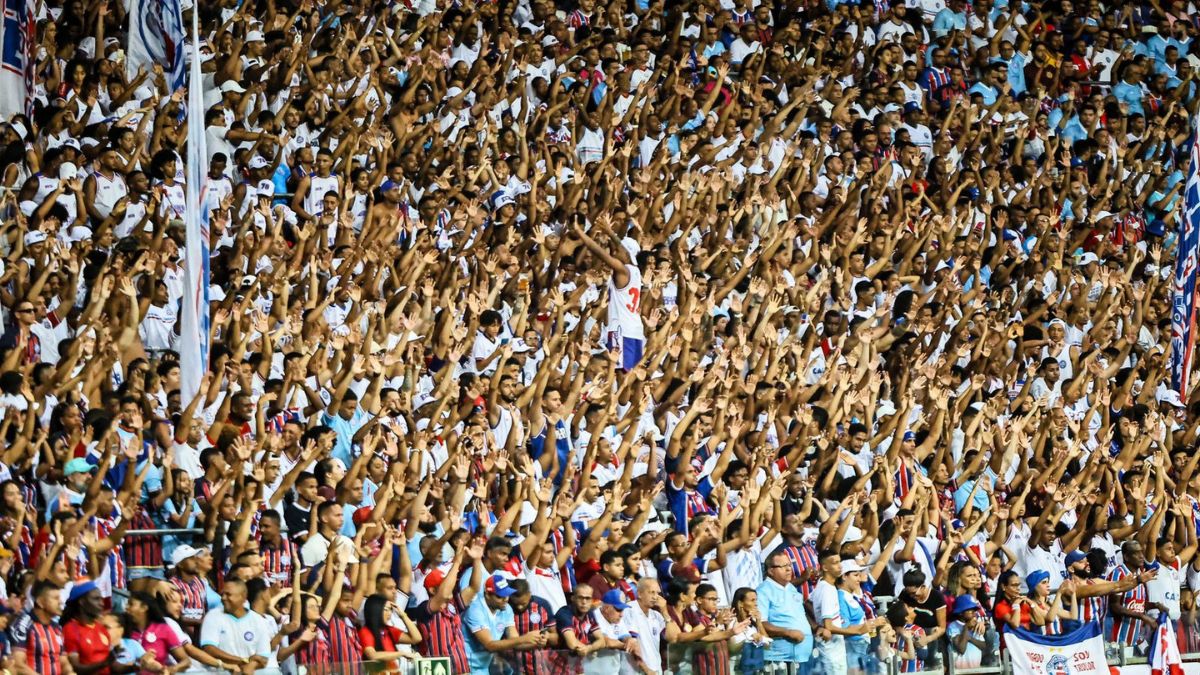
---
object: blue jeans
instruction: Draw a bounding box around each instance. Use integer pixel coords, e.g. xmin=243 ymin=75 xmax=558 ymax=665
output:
xmin=845 ymin=639 xmax=876 ymax=674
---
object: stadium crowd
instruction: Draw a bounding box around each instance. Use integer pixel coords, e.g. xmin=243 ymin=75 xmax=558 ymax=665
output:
xmin=0 ymin=0 xmax=1199 ymax=672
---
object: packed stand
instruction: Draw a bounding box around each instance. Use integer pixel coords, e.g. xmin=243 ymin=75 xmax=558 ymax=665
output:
xmin=0 ymin=0 xmax=1199 ymax=673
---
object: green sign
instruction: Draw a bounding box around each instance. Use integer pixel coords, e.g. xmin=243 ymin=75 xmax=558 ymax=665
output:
xmin=415 ymin=657 xmax=452 ymax=675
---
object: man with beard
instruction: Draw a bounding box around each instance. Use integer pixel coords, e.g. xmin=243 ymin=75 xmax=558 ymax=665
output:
xmin=1060 ymin=548 xmax=1155 ymax=630
xmin=487 ymin=373 xmax=522 ymax=451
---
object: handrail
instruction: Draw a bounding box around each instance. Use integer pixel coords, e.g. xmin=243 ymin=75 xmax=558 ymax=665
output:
xmin=126 ymin=528 xmax=205 ymax=536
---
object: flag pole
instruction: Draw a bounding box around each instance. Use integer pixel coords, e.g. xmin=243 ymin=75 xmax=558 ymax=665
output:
xmin=179 ymin=6 xmax=210 ymax=407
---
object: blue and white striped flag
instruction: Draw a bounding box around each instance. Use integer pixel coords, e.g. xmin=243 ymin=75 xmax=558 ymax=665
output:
xmin=126 ymin=0 xmax=186 ymax=91
xmin=179 ymin=7 xmax=209 ymax=406
xmin=1170 ymin=113 xmax=1200 ymax=394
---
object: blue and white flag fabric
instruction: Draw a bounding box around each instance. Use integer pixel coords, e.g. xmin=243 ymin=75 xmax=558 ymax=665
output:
xmin=1006 ymin=622 xmax=1108 ymax=675
xmin=179 ymin=7 xmax=209 ymax=406
xmin=1170 ymin=111 xmax=1200 ymax=394
xmin=0 ymin=0 xmax=34 ymax=119
xmin=1149 ymin=613 xmax=1184 ymax=675
xmin=126 ymin=0 xmax=185 ymax=90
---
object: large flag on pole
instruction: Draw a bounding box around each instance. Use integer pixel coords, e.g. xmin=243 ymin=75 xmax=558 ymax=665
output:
xmin=126 ymin=0 xmax=186 ymax=90
xmin=1005 ymin=622 xmax=1108 ymax=675
xmin=1149 ymin=614 xmax=1185 ymax=675
xmin=1170 ymin=111 xmax=1200 ymax=394
xmin=0 ymin=0 xmax=35 ymax=119
xmin=179 ymin=8 xmax=209 ymax=406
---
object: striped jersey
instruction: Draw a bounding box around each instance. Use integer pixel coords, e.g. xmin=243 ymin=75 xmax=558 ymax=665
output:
xmin=291 ymin=621 xmax=333 ymax=673
xmin=1106 ymin=565 xmax=1147 ymax=645
xmin=411 ymin=595 xmax=469 ymax=674
xmin=10 ymin=612 xmax=64 ymax=675
xmin=328 ymin=614 xmax=363 ymax=668
xmin=1072 ymin=578 xmax=1107 ymax=625
xmin=172 ymin=575 xmax=208 ymax=623
xmin=511 ymin=596 xmax=556 ymax=675
xmin=259 ymin=536 xmax=297 ymax=587
xmin=898 ymin=623 xmax=925 ymax=672
xmin=123 ymin=506 xmax=163 ymax=570
xmin=91 ymin=512 xmax=125 ymax=591
xmin=779 ymin=543 xmax=820 ymax=599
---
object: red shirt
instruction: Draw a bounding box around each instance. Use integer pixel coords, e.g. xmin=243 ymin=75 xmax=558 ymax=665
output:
xmin=994 ymin=597 xmax=1032 ymax=637
xmin=62 ymin=619 xmax=112 ymax=675
xmin=358 ymin=625 xmax=406 ymax=671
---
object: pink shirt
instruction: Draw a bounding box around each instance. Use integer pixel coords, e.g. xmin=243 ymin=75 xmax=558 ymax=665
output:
xmin=130 ymin=622 xmax=182 ymax=671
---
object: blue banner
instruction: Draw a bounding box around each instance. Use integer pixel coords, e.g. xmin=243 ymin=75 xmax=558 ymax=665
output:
xmin=1170 ymin=115 xmax=1200 ymax=394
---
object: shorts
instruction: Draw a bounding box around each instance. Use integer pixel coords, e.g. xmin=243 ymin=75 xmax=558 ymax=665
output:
xmin=845 ymin=639 xmax=876 ymax=674
xmin=813 ymin=640 xmax=847 ymax=675
xmin=606 ymin=332 xmax=645 ymax=371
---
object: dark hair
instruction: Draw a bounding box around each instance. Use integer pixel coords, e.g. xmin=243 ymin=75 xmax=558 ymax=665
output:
xmin=994 ymin=570 xmax=1019 ymax=607
xmin=362 ymin=594 xmax=390 ymax=650
xmin=731 ymin=587 xmax=757 ymax=610
xmin=902 ymin=569 xmax=926 ymax=588
xmin=885 ymin=599 xmax=909 ymax=627
xmin=128 ymin=591 xmax=167 ymax=625
xmin=508 ymin=578 xmax=531 ymax=597
xmin=665 ymin=578 xmax=694 ymax=606
xmin=317 ymin=500 xmax=340 ymax=521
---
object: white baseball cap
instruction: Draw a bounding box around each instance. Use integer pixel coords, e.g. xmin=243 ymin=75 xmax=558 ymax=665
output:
xmin=170 ymin=544 xmax=204 ymax=567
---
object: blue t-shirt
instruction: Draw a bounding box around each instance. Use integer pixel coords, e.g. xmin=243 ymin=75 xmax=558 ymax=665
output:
xmin=838 ymin=589 xmax=868 ymax=643
xmin=462 ymin=594 xmax=515 ymax=673
xmin=665 ymin=475 xmax=715 ymax=534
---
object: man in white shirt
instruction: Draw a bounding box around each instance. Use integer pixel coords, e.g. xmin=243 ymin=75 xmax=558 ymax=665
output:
xmin=1013 ymin=528 xmax=1066 ymax=593
xmin=621 ymin=579 xmax=670 ymax=675
xmin=877 ymin=5 xmax=916 ymax=42
xmin=889 ymin=509 xmax=942 ymax=591
xmin=812 ymin=551 xmax=849 ymax=675
xmin=199 ymin=579 xmax=273 ymax=671
xmin=586 ymin=590 xmax=640 ymax=675
xmin=300 ymin=501 xmax=360 ymax=569
xmin=1147 ymin=539 xmax=1195 ymax=621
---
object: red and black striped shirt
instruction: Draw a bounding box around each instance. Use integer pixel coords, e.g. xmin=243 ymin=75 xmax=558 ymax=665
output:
xmin=412 ymin=595 xmax=469 ymax=674
xmin=327 ymin=614 xmax=363 ymax=671
xmin=259 ymin=536 xmax=297 ymax=588
xmin=123 ymin=506 xmax=162 ymax=570
xmin=511 ymin=596 xmax=555 ymax=675
xmin=292 ymin=621 xmax=333 ymax=674
xmin=11 ymin=612 xmax=63 ymax=675
xmin=171 ymin=575 xmax=207 ymax=624
xmin=688 ymin=609 xmax=731 ymax=675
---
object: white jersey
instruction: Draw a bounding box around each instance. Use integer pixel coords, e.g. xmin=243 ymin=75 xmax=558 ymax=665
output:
xmin=91 ymin=171 xmax=127 ymax=220
xmin=304 ymin=174 xmax=339 ymax=216
xmin=1146 ymin=559 xmax=1183 ymax=621
xmin=158 ymin=181 xmax=186 ymax=220
xmin=606 ymin=264 xmax=644 ymax=340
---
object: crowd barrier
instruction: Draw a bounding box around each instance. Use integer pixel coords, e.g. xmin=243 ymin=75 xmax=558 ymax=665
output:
xmin=107 ymin=533 xmax=1200 ymax=674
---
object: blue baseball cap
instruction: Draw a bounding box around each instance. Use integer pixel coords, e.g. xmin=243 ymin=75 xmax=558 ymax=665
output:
xmin=602 ymin=589 xmax=629 ymax=611
xmin=485 ymin=574 xmax=516 ymax=598
xmin=1065 ymin=550 xmax=1087 ymax=567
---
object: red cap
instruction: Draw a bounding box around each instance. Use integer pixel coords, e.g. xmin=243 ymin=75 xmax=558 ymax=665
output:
xmin=352 ymin=506 xmax=373 ymax=526
xmin=423 ymin=568 xmax=447 ymax=592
